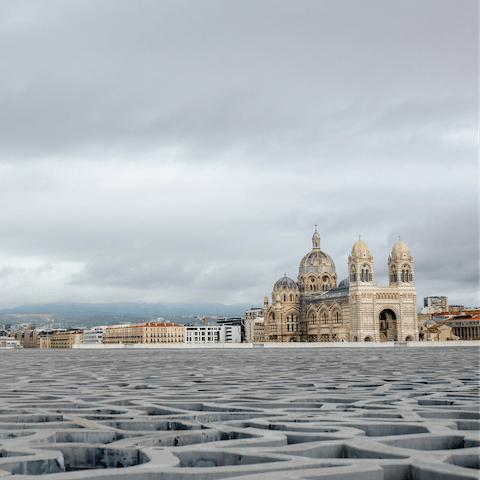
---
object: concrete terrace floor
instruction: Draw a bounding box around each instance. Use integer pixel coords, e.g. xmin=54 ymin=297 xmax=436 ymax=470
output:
xmin=0 ymin=347 xmax=478 ymax=479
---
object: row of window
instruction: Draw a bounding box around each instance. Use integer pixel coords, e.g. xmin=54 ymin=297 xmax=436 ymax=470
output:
xmin=308 ymin=312 xmax=342 ymax=324
xmin=349 ymin=272 xmax=373 ymax=282
xmin=389 ymin=272 xmax=412 ymax=283
xmin=308 ymin=284 xmax=332 ymax=291
xmin=148 ymin=333 xmax=182 ymax=337
xmin=147 ymin=338 xmax=182 ymax=342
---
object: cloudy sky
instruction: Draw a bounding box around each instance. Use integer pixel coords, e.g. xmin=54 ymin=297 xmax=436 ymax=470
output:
xmin=0 ymin=0 xmax=477 ymax=310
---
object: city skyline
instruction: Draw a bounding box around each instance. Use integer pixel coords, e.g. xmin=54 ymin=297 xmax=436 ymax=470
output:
xmin=0 ymin=1 xmax=477 ymax=309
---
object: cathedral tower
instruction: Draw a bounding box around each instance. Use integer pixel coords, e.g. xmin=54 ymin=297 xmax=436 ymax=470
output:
xmin=348 ymin=237 xmax=377 ymax=341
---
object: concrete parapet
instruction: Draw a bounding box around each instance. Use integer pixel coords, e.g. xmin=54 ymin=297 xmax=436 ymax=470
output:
xmin=72 ymin=340 xmax=480 ymax=349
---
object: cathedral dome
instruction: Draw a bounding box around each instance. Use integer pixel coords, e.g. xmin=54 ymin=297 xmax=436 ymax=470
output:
xmin=352 ymin=237 xmax=369 ymax=254
xmin=392 ymin=238 xmax=410 ymax=255
xmin=274 ymin=274 xmax=298 ymax=290
xmin=338 ymin=277 xmax=350 ymax=288
xmin=299 ymin=250 xmax=336 ymax=275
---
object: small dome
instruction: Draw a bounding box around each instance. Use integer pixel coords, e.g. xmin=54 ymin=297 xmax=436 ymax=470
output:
xmin=274 ymin=274 xmax=298 ymax=289
xmin=338 ymin=278 xmax=350 ymax=288
xmin=424 ymin=319 xmax=436 ymax=325
xmin=352 ymin=236 xmax=369 ymax=254
xmin=338 ymin=324 xmax=350 ymax=332
xmin=392 ymin=238 xmax=410 ymax=255
xmin=312 ymin=229 xmax=321 ymax=249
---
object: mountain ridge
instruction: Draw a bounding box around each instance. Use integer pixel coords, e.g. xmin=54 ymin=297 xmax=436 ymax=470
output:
xmin=0 ymin=302 xmax=254 ymax=317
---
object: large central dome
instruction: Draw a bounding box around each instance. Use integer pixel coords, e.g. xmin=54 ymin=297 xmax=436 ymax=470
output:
xmin=298 ymin=228 xmax=338 ymax=293
xmin=299 ymin=250 xmax=336 ymax=275
xmin=298 ymin=228 xmax=336 ymax=275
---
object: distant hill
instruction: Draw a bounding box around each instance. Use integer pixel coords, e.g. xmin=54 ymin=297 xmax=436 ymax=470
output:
xmin=0 ymin=302 xmax=253 ymax=317
xmin=0 ymin=313 xmax=225 ymax=329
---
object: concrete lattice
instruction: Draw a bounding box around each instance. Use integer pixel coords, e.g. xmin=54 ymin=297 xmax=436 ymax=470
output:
xmin=0 ymin=348 xmax=478 ymax=479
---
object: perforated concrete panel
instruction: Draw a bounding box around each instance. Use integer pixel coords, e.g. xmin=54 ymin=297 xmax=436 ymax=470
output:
xmin=0 ymin=348 xmax=478 ymax=479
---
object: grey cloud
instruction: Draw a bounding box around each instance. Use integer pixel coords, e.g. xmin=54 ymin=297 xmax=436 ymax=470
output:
xmin=0 ymin=266 xmax=26 ymax=278
xmin=0 ymin=1 xmax=476 ymax=308
xmin=0 ymin=1 xmax=476 ymax=164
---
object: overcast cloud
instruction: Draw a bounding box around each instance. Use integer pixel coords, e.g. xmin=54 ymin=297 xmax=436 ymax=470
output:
xmin=0 ymin=0 xmax=477 ymax=310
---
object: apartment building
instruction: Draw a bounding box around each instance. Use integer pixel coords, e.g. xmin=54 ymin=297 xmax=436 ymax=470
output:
xmin=185 ymin=325 xmax=220 ymax=344
xmin=50 ymin=331 xmax=83 ymax=348
xmin=103 ymin=322 xmax=185 ymax=344
xmin=185 ymin=324 xmax=241 ymax=344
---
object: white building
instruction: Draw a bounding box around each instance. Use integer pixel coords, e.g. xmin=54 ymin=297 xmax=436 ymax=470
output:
xmin=219 ymin=324 xmax=241 ymax=343
xmin=423 ymin=296 xmax=448 ymax=313
xmin=185 ymin=324 xmax=242 ymax=344
xmin=185 ymin=325 xmax=221 ymax=344
xmin=83 ymin=326 xmax=107 ymax=344
xmin=244 ymin=307 xmax=263 ymax=320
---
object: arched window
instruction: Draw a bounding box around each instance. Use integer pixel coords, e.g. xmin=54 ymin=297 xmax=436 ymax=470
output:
xmin=365 ymin=269 xmax=369 ymax=281
xmin=321 ymin=312 xmax=328 ymax=324
xmin=405 ymin=270 xmax=409 ymax=282
xmin=290 ymin=294 xmax=294 ymax=301
xmin=390 ymin=267 xmax=396 ymax=283
xmin=283 ymin=295 xmax=286 ymax=302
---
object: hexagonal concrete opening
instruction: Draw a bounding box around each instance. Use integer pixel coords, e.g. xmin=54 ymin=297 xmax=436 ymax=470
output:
xmin=174 ymin=451 xmax=285 ymax=468
xmin=380 ymin=435 xmax=467 ymax=451
xmin=39 ymin=446 xmax=150 ymax=472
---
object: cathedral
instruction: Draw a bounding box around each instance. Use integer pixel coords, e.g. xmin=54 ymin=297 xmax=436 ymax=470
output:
xmin=262 ymin=229 xmax=418 ymax=342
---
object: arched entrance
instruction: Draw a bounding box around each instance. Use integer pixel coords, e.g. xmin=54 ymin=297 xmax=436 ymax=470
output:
xmin=364 ymin=336 xmax=373 ymax=342
xmin=379 ymin=309 xmax=397 ymax=341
